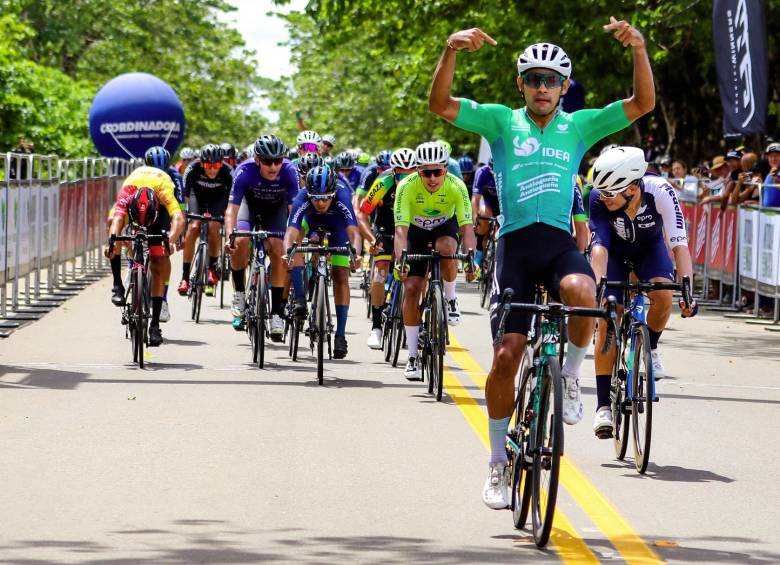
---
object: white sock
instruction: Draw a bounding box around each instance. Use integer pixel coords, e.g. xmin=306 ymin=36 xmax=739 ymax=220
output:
xmin=562 ymin=342 xmax=588 ymax=376
xmin=405 ymin=325 xmax=420 ymax=358
xmin=443 ymin=279 xmax=456 ymax=301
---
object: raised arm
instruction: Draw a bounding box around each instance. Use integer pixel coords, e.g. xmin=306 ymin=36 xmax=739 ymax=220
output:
xmin=604 ymin=17 xmax=655 ymax=121
xmin=429 ymin=28 xmax=497 ymax=122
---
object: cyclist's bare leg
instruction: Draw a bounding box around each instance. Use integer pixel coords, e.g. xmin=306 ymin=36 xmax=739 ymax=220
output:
xmin=150 ymin=256 xmax=171 ymax=297
xmin=182 ymin=220 xmax=200 ymax=265
xmin=332 ymin=265 xmax=350 ymax=307
xmin=402 ymin=276 xmax=424 ymax=326
xmin=559 ymin=273 xmax=597 ymax=348
xmin=646 ymin=277 xmax=673 ymax=333
xmin=486 ymin=334 xmax=527 ymax=419
xmin=207 ymin=221 xmax=221 ymax=259
xmin=436 ymin=236 xmax=458 ymax=282
xmin=371 ymin=260 xmax=390 ymax=306
xmin=594 ymin=304 xmax=624 ymax=375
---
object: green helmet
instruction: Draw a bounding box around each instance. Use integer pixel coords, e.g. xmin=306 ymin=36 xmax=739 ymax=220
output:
xmin=435 ymin=139 xmax=452 ymax=154
xmin=357 ymin=152 xmax=371 ymax=165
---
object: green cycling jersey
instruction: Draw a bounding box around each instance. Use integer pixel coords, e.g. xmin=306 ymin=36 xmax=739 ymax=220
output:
xmin=453 ymin=99 xmax=632 ymax=236
xmin=394 ymin=172 xmax=472 ymax=230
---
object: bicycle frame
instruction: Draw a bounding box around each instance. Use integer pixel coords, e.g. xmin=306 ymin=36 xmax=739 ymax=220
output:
xmin=622 ymin=292 xmax=658 ymax=403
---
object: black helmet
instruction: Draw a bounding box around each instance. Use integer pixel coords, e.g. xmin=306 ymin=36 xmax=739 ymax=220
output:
xmin=305 ymin=165 xmax=338 ymax=196
xmin=127 ymin=187 xmax=159 ymax=227
xmin=254 ymin=135 xmax=287 ymax=159
xmin=297 ymin=153 xmax=324 ymax=177
xmin=375 ymin=150 xmax=393 ymax=168
xmin=220 ymin=143 xmax=237 ymax=160
xmin=144 ymin=146 xmax=170 ymax=169
xmin=200 ymin=143 xmax=222 ymax=163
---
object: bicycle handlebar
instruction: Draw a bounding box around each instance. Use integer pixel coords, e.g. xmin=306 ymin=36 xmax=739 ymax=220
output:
xmin=186 ymin=213 xmax=224 ymax=224
xmin=398 ymin=249 xmax=475 ymax=276
xmin=596 ymin=275 xmax=692 ymax=310
xmin=228 ymin=228 xmax=284 ymax=247
xmin=108 ymin=231 xmax=169 ymax=255
xmin=286 ymin=242 xmax=356 ymax=265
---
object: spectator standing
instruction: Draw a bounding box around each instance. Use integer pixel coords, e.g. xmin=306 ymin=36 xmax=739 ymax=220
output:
xmin=762 ymin=142 xmax=780 ymax=208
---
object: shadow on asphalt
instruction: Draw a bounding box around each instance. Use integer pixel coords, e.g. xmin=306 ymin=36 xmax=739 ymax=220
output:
xmin=601 ymin=462 xmax=735 ymax=483
xmin=581 ymin=385 xmax=780 ymax=406
xmin=0 ymin=365 xmax=90 ymax=390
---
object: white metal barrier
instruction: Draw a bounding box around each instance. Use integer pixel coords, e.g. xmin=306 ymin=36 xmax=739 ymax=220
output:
xmin=1 ymin=153 xmax=133 ymax=323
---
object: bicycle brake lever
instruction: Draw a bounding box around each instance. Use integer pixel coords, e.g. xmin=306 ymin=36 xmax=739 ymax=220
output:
xmin=601 ymin=297 xmax=617 ymax=355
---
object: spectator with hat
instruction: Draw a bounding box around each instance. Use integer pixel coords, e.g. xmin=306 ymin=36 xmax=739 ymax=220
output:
xmin=700 ymin=155 xmax=730 ymax=204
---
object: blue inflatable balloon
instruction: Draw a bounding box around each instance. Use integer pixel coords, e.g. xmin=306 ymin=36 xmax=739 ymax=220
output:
xmin=89 ymin=73 xmax=186 ymax=159
xmin=562 ymin=78 xmax=585 ymax=113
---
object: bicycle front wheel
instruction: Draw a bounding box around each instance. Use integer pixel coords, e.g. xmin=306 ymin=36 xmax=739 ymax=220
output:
xmin=315 ymin=277 xmax=326 ymax=385
xmin=631 ymin=325 xmax=653 ymax=474
xmin=134 ymin=269 xmax=145 ymax=368
xmin=256 ymin=271 xmax=268 ymax=369
xmin=612 ymin=347 xmax=630 ymax=460
xmin=219 ymin=242 xmax=228 ymax=309
xmin=480 ymin=244 xmax=493 ymax=309
xmin=531 ymin=357 xmax=563 ymax=548
xmin=391 ymin=285 xmax=405 ymax=367
xmin=431 ymin=284 xmax=446 ymax=401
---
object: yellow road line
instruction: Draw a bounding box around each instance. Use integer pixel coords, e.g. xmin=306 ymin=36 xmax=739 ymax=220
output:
xmin=443 ymin=368 xmax=599 ymax=564
xmin=446 ymin=334 xmax=663 ymax=565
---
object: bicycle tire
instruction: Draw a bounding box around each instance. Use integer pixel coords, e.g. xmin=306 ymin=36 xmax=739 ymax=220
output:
xmin=531 ymin=357 xmax=563 ymax=548
xmin=480 ymin=241 xmax=494 ymax=309
xmin=631 ymin=325 xmax=653 ymax=474
xmin=256 ymin=270 xmax=268 ymax=369
xmin=189 ymin=247 xmax=202 ymax=321
xmin=512 ymin=349 xmax=534 ymax=529
xmin=135 ymin=269 xmax=145 ymax=368
xmin=612 ymin=344 xmax=630 ymax=460
xmin=219 ymin=243 xmax=227 ymax=309
xmin=196 ymin=244 xmax=208 ymax=323
xmin=391 ymin=284 xmax=404 ymax=367
xmin=316 ymin=276 xmax=326 ymax=385
xmin=129 ymin=275 xmax=139 ymax=364
xmin=382 ymin=297 xmax=394 ymax=362
xmin=431 ymin=284 xmax=446 ymax=401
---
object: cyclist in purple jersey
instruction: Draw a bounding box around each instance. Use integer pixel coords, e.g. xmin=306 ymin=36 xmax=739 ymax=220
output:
xmin=588 ymin=147 xmax=697 ymax=436
xmin=284 ymin=166 xmax=361 ymax=359
xmin=225 ymin=135 xmax=299 ymax=337
xmin=471 ymin=163 xmax=498 ymax=269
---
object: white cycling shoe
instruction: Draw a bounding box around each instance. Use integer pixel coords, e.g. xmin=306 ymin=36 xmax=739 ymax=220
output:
xmin=231 ymin=291 xmax=246 ymax=318
xmin=404 ymin=357 xmax=421 ymax=381
xmin=562 ymin=370 xmax=583 ymax=425
xmin=651 ymin=349 xmax=665 ymax=380
xmin=270 ymin=314 xmax=284 ymax=338
xmin=367 ymin=328 xmax=382 ymax=350
xmin=447 ymin=298 xmax=461 ymax=326
xmin=482 ymin=462 xmax=510 ymax=510
xmin=593 ymin=406 xmax=614 ymax=439
xmin=159 ymin=301 xmax=171 ymax=323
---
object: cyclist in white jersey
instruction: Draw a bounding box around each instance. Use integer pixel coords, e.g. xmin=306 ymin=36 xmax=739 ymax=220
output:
xmin=429 ymin=18 xmax=656 ymax=510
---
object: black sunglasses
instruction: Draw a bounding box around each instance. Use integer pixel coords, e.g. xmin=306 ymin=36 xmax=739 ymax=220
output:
xmin=420 ymin=168 xmax=446 ymax=178
xmin=522 ymin=72 xmax=565 ymax=89
xmin=259 ymin=157 xmax=283 ymax=166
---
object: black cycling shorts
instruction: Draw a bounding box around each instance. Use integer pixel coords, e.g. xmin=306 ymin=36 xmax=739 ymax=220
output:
xmin=188 ymin=188 xmax=229 ymax=217
xmin=406 ymin=216 xmax=459 ymax=278
xmin=489 ymin=222 xmax=595 ymax=337
xmin=237 ymin=198 xmax=288 ymax=236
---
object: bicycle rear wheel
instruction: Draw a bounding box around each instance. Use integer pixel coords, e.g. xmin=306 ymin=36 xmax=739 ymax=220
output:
xmin=315 ymin=277 xmax=326 ymax=385
xmin=391 ymin=285 xmax=404 ymax=367
xmin=512 ymin=349 xmax=534 ymax=529
xmin=612 ymin=348 xmax=630 ymax=460
xmin=631 ymin=325 xmax=653 ymax=474
xmin=531 ymin=357 xmax=563 ymax=548
xmin=219 ymin=241 xmax=227 ymax=309
xmin=190 ymin=247 xmax=203 ymax=322
xmin=129 ymin=275 xmax=139 ymax=364
xmin=382 ymin=295 xmax=394 ymax=362
xmin=480 ymin=243 xmax=494 ymax=309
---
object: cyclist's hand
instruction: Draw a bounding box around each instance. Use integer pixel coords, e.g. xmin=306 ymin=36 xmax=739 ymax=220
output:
xmin=394 ymin=263 xmax=410 ymax=282
xmin=225 ymin=242 xmax=236 ymax=257
xmin=281 ymin=254 xmax=292 ymax=270
xmin=464 ymin=266 xmax=476 ymax=283
xmin=603 ymin=17 xmax=645 ymax=48
xmin=369 ymin=240 xmax=383 ymax=256
xmin=104 ymin=244 xmax=114 ymax=259
xmin=680 ymin=298 xmax=699 ymax=318
xmin=447 ymin=28 xmax=497 ymax=52
xmin=165 ymin=242 xmax=176 ymax=256
xmin=349 ymin=255 xmax=361 ymax=272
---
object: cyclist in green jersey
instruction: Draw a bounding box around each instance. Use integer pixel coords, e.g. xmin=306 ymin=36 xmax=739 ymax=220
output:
xmin=394 ymin=142 xmax=476 ymax=380
xmin=429 ymin=18 xmax=655 ymax=510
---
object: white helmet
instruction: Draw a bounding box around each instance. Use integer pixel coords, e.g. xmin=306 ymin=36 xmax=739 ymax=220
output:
xmin=296 ymin=130 xmax=321 ymax=147
xmin=180 ymin=147 xmax=195 ymax=159
xmin=591 ymin=146 xmax=648 ymax=195
xmin=517 ymin=42 xmax=572 ymax=79
xmin=599 ymin=143 xmax=619 ymax=155
xmin=415 ymin=141 xmax=449 ymax=167
xmin=390 ymin=147 xmax=417 ymax=169
xmin=322 ymin=134 xmax=336 ymax=146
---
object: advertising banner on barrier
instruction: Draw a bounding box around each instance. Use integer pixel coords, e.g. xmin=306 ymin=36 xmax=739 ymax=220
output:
xmin=41 ymin=179 xmax=56 ymax=262
xmin=758 ymin=210 xmax=780 ymax=294
xmin=693 ymin=203 xmax=710 ymax=269
xmin=722 ymin=205 xmax=739 ymax=278
xmin=75 ymin=181 xmax=86 ymax=256
xmin=86 ymin=178 xmax=98 ymax=251
xmin=707 ymin=205 xmax=723 ymax=279
xmin=682 ymin=202 xmax=696 ymax=257
xmin=739 ymin=206 xmax=759 ymax=290
xmin=0 ymin=182 xmax=6 ymax=283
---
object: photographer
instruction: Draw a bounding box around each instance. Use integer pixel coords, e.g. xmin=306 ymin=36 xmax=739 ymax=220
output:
xmin=762 ymin=143 xmax=780 ymax=208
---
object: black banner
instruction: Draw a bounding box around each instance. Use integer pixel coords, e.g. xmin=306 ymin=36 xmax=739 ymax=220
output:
xmin=713 ymin=0 xmax=768 ymax=136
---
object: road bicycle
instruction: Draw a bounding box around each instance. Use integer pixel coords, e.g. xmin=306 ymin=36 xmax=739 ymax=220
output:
xmin=399 ymin=248 xmax=473 ymax=401
xmin=493 ymin=285 xmax=617 ymax=547
xmin=596 ymin=273 xmax=692 ymax=474
xmin=288 ymin=231 xmax=355 ymax=385
xmin=186 ymin=213 xmax=224 ymax=323
xmin=382 ymin=274 xmax=405 ymax=367
xmin=109 ymin=229 xmax=169 ymax=369
xmin=477 ymin=215 xmax=498 ymax=309
xmin=229 ymin=229 xmax=282 ymax=369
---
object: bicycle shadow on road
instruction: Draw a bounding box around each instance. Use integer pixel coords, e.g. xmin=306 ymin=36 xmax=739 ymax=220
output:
xmin=601 ymin=462 xmax=735 ymax=483
xmin=0 ymin=364 xmax=90 ymax=390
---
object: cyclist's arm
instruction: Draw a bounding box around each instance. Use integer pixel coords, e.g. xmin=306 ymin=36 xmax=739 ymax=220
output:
xmin=429 ymin=28 xmax=496 ymax=122
xmin=356 ymin=208 xmax=374 ymax=243
xmin=618 ymin=24 xmax=655 ymax=122
xmin=168 ymin=210 xmax=185 ymax=243
xmin=393 ymin=225 xmax=409 ymax=261
xmin=452 ymin=176 xmax=474 ymax=228
xmin=471 ymin=194 xmax=482 ymax=222
xmin=283 ymin=226 xmax=301 ymax=258
xmin=574 ymin=220 xmax=590 ymax=253
xmin=224 ymin=203 xmax=240 ymax=238
xmin=654 ymin=181 xmax=693 ymax=281
xmin=346 ymin=225 xmax=361 ymax=256
xmin=591 ymin=244 xmax=608 ymax=284
xmin=588 ymin=193 xmax=611 ymax=282
xmin=459 ymin=223 xmax=476 ymax=256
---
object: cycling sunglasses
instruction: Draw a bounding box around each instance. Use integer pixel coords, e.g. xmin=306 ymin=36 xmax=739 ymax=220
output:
xmin=419 ymin=168 xmax=446 ymax=178
xmin=597 ymin=188 xmax=626 ymax=199
xmin=300 ymin=143 xmax=319 ymax=153
xmin=309 ymin=192 xmax=336 ymax=201
xmin=522 ymin=72 xmax=565 ymax=89
xmin=260 ymin=157 xmax=284 ymax=166
xmin=203 ymin=161 xmax=222 ymax=170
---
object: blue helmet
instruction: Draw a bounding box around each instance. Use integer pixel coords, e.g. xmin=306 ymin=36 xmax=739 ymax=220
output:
xmin=144 ymin=146 xmax=170 ymax=169
xmin=375 ymin=149 xmax=393 ymax=168
xmin=458 ymin=156 xmax=475 ymax=174
xmin=305 ymin=165 xmax=338 ymax=196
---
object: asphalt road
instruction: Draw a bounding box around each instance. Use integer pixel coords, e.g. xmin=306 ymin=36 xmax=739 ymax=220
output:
xmin=1 ymin=262 xmax=779 ymax=564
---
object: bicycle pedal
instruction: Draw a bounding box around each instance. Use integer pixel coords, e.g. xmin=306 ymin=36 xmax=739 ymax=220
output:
xmin=595 ymin=428 xmax=614 ymax=440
